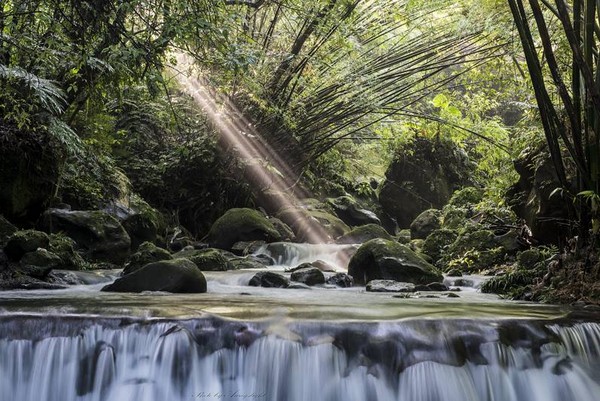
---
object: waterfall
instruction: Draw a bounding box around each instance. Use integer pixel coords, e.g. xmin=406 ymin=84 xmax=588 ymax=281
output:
xmin=1 ymin=316 xmax=600 ymax=401
xmin=254 ymin=242 xmax=358 ymax=270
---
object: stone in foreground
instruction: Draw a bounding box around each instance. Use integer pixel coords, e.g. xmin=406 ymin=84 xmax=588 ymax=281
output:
xmin=102 ymin=258 xmax=206 ymax=293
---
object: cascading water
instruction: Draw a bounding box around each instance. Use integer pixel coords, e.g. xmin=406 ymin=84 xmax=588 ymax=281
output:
xmin=1 ymin=315 xmax=600 ymax=401
xmin=254 ymin=242 xmax=358 ymax=270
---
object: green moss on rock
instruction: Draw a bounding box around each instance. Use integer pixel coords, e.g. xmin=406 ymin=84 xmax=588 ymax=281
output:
xmin=49 ymin=233 xmax=88 ymax=270
xmin=207 ymin=208 xmax=281 ymax=250
xmin=422 ymin=229 xmax=458 ymax=265
xmin=410 ymin=209 xmax=442 ymax=239
xmin=174 ymin=248 xmax=231 ymax=271
xmin=337 ymin=224 xmax=393 ymax=244
xmin=122 ymin=241 xmax=172 ymax=275
xmin=4 ymin=230 xmax=50 ymax=261
xmin=448 ymin=187 xmax=484 ymax=207
xmin=348 ymin=238 xmax=443 ymax=285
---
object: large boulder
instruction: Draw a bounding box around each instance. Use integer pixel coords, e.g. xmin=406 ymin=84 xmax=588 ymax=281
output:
xmin=0 ymin=124 xmax=64 ymax=223
xmin=4 ymin=230 xmax=50 ymax=261
xmin=120 ymin=196 xmax=164 ymax=251
xmin=421 ymin=229 xmax=458 ymax=265
xmin=410 ymin=209 xmax=442 ymax=240
xmin=348 ymin=238 xmax=443 ymax=285
xmin=0 ymin=215 xmax=17 ymax=247
xmin=206 ymin=208 xmax=281 ymax=250
xmin=102 ymin=258 xmax=206 ymax=293
xmin=122 ymin=241 xmax=172 ymax=275
xmin=173 ymin=248 xmax=231 ymax=271
xmin=336 ymin=224 xmax=394 ymax=244
xmin=38 ymin=209 xmax=131 ymax=264
xmin=19 ymin=248 xmax=61 ymax=278
xmin=276 ymin=207 xmax=350 ymax=243
xmin=378 ymin=137 xmax=475 ymax=228
xmin=327 ymin=196 xmax=381 ymax=227
xmin=506 ymin=148 xmax=573 ymax=244
xmin=48 ymin=234 xmax=87 ymax=270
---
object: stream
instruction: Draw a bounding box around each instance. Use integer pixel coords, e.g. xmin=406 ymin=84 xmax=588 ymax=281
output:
xmin=1 ymin=242 xmax=600 ymax=401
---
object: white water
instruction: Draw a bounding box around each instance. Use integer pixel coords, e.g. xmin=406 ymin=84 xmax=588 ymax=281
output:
xmin=1 ymin=317 xmax=600 ymax=401
xmin=254 ymin=242 xmax=358 ymax=271
xmin=1 ymin=243 xmax=600 ymax=400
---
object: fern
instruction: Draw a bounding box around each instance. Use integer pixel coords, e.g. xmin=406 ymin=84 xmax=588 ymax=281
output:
xmin=0 ymin=64 xmax=66 ymax=115
xmin=47 ymin=117 xmax=85 ymax=157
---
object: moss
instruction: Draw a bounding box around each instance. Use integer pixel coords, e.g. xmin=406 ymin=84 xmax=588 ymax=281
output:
xmin=397 ymin=229 xmax=411 ymax=244
xmin=481 ymin=268 xmax=539 ymax=298
xmin=123 ymin=241 xmax=172 ymax=275
xmin=174 ymin=248 xmax=231 ymax=271
xmin=276 ymin=207 xmax=350 ymax=242
xmin=4 ymin=230 xmax=50 ymax=260
xmin=410 ymin=209 xmax=442 ymax=239
xmin=49 ymin=233 xmax=89 ymax=270
xmin=441 ymin=205 xmax=468 ymax=230
xmin=207 ymin=208 xmax=281 ymax=249
xmin=337 ymin=224 xmax=393 ymax=244
xmin=348 ymin=238 xmax=443 ymax=285
xmin=422 ymin=229 xmax=458 ymax=264
xmin=517 ymin=249 xmax=543 ymax=269
xmin=448 ymin=187 xmax=484 ymax=207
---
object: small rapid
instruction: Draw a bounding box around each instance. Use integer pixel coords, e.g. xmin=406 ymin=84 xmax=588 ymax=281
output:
xmin=1 ymin=315 xmax=600 ymax=401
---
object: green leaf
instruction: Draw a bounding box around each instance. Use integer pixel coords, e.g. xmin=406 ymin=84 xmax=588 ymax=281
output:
xmin=432 ymin=94 xmax=449 ymax=108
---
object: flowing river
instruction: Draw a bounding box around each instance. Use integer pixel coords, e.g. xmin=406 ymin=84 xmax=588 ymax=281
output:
xmin=1 ymin=243 xmax=599 ymax=401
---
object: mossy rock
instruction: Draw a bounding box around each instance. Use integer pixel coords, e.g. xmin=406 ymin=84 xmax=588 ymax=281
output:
xmin=0 ymin=215 xmax=17 ymax=247
xmin=121 ymin=195 xmax=165 ymax=251
xmin=422 ymin=229 xmax=458 ymax=265
xmin=4 ymin=230 xmax=50 ymax=261
xmin=102 ymin=258 xmax=207 ymax=293
xmin=337 ymin=224 xmax=394 ymax=244
xmin=38 ymin=209 xmax=131 ymax=264
xmin=441 ymin=205 xmax=468 ymax=230
xmin=122 ymin=241 xmax=172 ymax=275
xmin=0 ymin=124 xmax=64 ymax=223
xmin=269 ymin=218 xmax=296 ymax=242
xmin=174 ymin=248 xmax=231 ymax=271
xmin=326 ymin=195 xmax=381 ymax=227
xmin=276 ymin=207 xmax=350 ymax=243
xmin=448 ymin=229 xmax=496 ymax=254
xmin=229 ymin=257 xmax=268 ymax=270
xmin=410 ymin=209 xmax=442 ymax=240
xmin=378 ymin=137 xmax=475 ymax=228
xmin=517 ymin=249 xmax=543 ymax=270
xmin=206 ymin=208 xmax=281 ymax=250
xmin=348 ymin=238 xmax=443 ymax=285
xmin=19 ymin=249 xmax=61 ymax=278
xmin=49 ymin=233 xmax=88 ymax=271
xmin=439 ymin=229 xmax=503 ymax=272
xmin=397 ymin=229 xmax=411 ymax=244
xmin=448 ymin=187 xmax=484 ymax=207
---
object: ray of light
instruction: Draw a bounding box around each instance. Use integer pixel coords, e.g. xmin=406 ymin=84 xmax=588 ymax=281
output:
xmin=170 ymin=54 xmax=340 ymax=250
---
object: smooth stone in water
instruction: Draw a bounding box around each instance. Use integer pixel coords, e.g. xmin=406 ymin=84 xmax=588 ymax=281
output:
xmin=325 ymin=272 xmax=354 ymax=288
xmin=290 ymin=267 xmax=325 ymax=286
xmin=102 ymin=258 xmax=207 ymax=293
xmin=248 ymin=271 xmax=289 ymax=288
